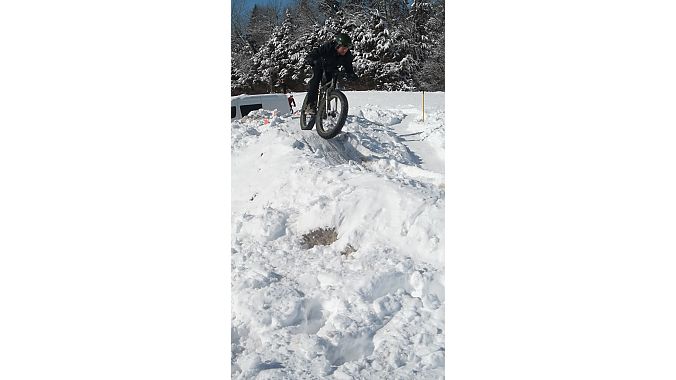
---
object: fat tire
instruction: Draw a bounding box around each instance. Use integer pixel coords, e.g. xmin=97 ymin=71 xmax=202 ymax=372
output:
xmin=300 ymin=95 xmax=315 ymax=130
xmin=316 ymin=90 xmax=348 ymax=139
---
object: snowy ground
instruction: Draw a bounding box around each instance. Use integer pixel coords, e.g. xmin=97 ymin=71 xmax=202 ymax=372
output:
xmin=231 ymin=91 xmax=445 ymax=379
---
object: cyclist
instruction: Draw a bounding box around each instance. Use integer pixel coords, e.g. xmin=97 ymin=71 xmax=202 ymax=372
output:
xmin=303 ymin=33 xmax=359 ymax=115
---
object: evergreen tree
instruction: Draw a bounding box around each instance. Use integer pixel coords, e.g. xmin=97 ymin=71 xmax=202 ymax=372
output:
xmin=231 ymin=0 xmax=444 ymax=93
xmin=365 ymin=0 xmax=408 ymax=23
xmin=339 ymin=8 xmax=415 ymax=90
xmin=247 ymin=5 xmax=279 ymax=52
xmin=250 ymin=10 xmax=320 ymax=92
xmin=274 ymin=10 xmax=298 ymax=85
xmin=415 ymin=33 xmax=444 ymax=91
xmin=231 ymin=18 xmax=255 ymax=95
xmin=293 ymin=0 xmax=320 ymax=34
xmin=407 ymin=0 xmax=435 ymax=60
xmin=409 ymin=0 xmax=444 ymax=89
xmin=294 ymin=24 xmax=324 ymax=87
xmin=318 ymin=0 xmax=340 ymax=22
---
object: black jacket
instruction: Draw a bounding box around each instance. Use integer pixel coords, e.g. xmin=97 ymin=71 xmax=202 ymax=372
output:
xmin=305 ymin=41 xmax=356 ymax=75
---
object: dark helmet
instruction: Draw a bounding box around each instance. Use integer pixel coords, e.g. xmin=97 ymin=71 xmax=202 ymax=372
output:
xmin=336 ymin=33 xmax=352 ymax=48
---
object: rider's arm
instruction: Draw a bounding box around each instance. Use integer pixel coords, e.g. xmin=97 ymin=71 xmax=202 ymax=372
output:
xmin=344 ymin=55 xmax=355 ymax=75
xmin=305 ymin=48 xmax=320 ymax=65
xmin=342 ymin=52 xmax=358 ymax=79
xmin=305 ymin=42 xmax=333 ymax=66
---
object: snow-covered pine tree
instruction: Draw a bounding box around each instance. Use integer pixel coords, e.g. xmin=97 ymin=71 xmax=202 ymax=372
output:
xmin=318 ymin=0 xmax=340 ymax=22
xmin=415 ymin=32 xmax=444 ymax=91
xmin=390 ymin=0 xmax=410 ymax=21
xmin=231 ymin=13 xmax=256 ymax=95
xmin=292 ymin=0 xmax=320 ymax=34
xmin=294 ymin=23 xmax=324 ymax=88
xmin=427 ymin=0 xmax=445 ymax=41
xmin=316 ymin=8 xmax=348 ymax=42
xmin=407 ymin=0 xmax=435 ymax=61
xmin=246 ymin=5 xmax=279 ymax=52
xmin=231 ymin=35 xmax=255 ymax=94
xmin=339 ymin=8 xmax=415 ymax=90
xmin=231 ymin=0 xmax=443 ymax=93
xmin=273 ymin=10 xmax=299 ymax=88
xmin=410 ymin=0 xmax=444 ymax=90
xmin=249 ymin=28 xmax=281 ymax=93
xmin=250 ymin=9 xmax=320 ymax=93
xmin=365 ymin=0 xmax=408 ymax=23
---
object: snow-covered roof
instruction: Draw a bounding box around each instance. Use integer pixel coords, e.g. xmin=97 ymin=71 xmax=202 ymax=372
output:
xmin=231 ymin=94 xmax=288 ymax=101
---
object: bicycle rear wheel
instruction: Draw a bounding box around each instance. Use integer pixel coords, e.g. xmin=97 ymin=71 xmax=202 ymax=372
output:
xmin=300 ymin=95 xmax=316 ymax=131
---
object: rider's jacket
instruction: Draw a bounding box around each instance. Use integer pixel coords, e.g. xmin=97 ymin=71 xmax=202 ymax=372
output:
xmin=305 ymin=41 xmax=356 ymax=75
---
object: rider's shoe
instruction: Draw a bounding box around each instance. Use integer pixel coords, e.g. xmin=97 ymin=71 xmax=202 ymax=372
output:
xmin=305 ymin=103 xmax=317 ymax=115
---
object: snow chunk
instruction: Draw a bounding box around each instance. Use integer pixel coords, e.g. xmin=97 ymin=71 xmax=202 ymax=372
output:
xmin=236 ymin=207 xmax=288 ymax=242
xmin=231 ymin=109 xmax=284 ymax=149
xmin=358 ymin=104 xmax=405 ymax=126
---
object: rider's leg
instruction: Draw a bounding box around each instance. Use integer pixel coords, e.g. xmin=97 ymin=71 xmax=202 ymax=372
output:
xmin=305 ymin=65 xmax=323 ymax=114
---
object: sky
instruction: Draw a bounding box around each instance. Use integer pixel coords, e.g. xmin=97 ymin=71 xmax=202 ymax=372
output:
xmin=232 ymin=0 xmax=295 ymax=17
xmin=232 ymin=0 xmax=417 ymax=20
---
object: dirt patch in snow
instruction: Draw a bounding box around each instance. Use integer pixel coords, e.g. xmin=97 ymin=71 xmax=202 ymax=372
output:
xmin=301 ymin=227 xmax=338 ymax=249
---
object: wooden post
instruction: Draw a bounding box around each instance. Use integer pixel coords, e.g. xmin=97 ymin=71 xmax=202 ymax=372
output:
xmin=422 ymin=90 xmax=425 ymax=122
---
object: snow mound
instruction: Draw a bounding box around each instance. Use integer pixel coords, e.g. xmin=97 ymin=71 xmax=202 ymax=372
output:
xmin=415 ymin=110 xmax=445 ymax=152
xmin=231 ymin=109 xmax=284 ymax=150
xmin=231 ymin=92 xmax=445 ymax=379
xmin=358 ymin=104 xmax=405 ymax=126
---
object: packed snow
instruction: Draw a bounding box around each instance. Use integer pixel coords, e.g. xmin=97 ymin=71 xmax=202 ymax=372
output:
xmin=231 ymin=91 xmax=444 ymax=379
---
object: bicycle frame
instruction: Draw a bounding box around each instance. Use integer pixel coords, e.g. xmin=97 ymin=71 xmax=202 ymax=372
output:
xmin=319 ymin=76 xmax=337 ymax=99
xmin=318 ymin=74 xmax=340 ymax=114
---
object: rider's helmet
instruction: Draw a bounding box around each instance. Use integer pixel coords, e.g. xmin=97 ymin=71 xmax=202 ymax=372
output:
xmin=336 ymin=33 xmax=352 ymax=48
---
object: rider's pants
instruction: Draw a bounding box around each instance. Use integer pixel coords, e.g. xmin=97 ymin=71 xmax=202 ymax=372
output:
xmin=306 ymin=65 xmax=335 ymax=107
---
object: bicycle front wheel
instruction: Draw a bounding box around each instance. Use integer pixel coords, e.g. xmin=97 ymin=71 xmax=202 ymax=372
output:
xmin=316 ymin=90 xmax=348 ymax=139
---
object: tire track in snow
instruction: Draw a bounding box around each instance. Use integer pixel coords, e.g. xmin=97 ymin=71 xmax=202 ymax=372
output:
xmin=279 ymin=113 xmax=441 ymax=191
